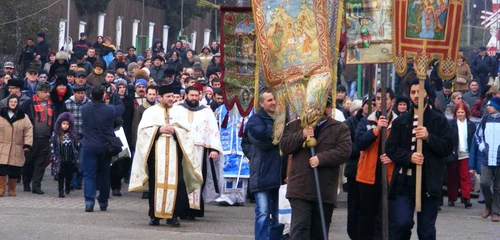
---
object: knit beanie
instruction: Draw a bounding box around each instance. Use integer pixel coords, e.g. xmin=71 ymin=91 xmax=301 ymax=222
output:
xmin=488 ymin=96 xmax=500 ymax=113
xmin=135 ymin=78 xmax=148 ymax=88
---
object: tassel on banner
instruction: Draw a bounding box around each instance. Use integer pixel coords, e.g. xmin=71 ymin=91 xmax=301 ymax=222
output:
xmin=238 ymin=117 xmax=245 ymax=137
xmin=221 ymin=111 xmax=229 ymax=129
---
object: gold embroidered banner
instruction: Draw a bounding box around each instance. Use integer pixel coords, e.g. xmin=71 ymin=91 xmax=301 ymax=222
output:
xmin=345 ymin=0 xmax=394 ymax=64
xmin=393 ymin=0 xmax=464 ymax=80
xmin=252 ymin=0 xmax=343 ymax=142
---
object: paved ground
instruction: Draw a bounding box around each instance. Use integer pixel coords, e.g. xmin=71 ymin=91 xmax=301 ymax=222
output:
xmin=1 ymin=170 xmax=499 ymax=239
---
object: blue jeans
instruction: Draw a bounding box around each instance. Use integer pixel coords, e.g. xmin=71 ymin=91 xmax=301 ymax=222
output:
xmin=81 ymin=149 xmax=111 ymax=208
xmin=390 ymin=195 xmax=439 ymax=240
xmin=254 ymin=189 xmax=279 ymax=240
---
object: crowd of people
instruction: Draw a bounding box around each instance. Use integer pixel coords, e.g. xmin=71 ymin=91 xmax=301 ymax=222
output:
xmin=1 ymin=30 xmax=500 ymax=240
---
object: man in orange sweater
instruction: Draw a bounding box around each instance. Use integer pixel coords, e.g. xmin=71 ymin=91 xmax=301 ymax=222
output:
xmin=354 ymin=88 xmax=396 ymax=240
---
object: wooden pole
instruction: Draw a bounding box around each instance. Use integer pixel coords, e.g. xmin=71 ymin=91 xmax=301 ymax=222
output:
xmin=379 ymin=63 xmax=389 ymax=240
xmin=415 ymin=78 xmax=425 ymax=212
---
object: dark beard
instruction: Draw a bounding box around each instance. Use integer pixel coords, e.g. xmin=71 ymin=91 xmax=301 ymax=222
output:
xmin=186 ymin=99 xmax=199 ymax=108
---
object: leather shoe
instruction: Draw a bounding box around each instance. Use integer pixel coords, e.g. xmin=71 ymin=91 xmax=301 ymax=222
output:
xmin=464 ymin=199 xmax=472 ymax=208
xmin=492 ymin=214 xmax=500 ymax=222
xmin=166 ymin=217 xmax=180 ymax=227
xmin=65 ymin=188 xmax=70 ymax=195
xmin=32 ymin=189 xmax=44 ymax=195
xmin=481 ymin=209 xmax=491 ymax=218
xmin=85 ymin=206 xmax=94 ymax=212
xmin=59 ymin=191 xmax=65 ymax=198
xmin=100 ymin=207 xmax=107 ymax=211
xmin=149 ymin=218 xmax=160 ymax=226
xmin=112 ymin=189 xmax=122 ymax=196
xmin=23 ymin=185 xmax=31 ymax=192
xmin=448 ymin=200 xmax=455 ymax=207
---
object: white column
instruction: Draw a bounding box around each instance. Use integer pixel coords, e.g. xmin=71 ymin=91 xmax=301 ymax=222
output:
xmin=132 ymin=19 xmax=140 ymax=47
xmin=148 ymin=22 xmax=155 ymax=49
xmin=58 ymin=19 xmax=66 ymax=50
xmin=203 ymin=28 xmax=211 ymax=46
xmin=79 ymin=21 xmax=86 ymax=35
xmin=163 ymin=25 xmax=170 ymax=49
xmin=116 ymin=16 xmax=123 ymax=50
xmin=191 ymin=31 xmax=197 ymax=51
xmin=98 ymin=12 xmax=106 ymax=36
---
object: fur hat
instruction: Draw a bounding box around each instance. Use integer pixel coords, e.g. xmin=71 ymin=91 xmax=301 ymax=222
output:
xmin=54 ymin=112 xmax=76 ymax=138
xmin=114 ymin=78 xmax=127 ymax=87
xmin=7 ymin=79 xmax=24 ymax=88
xmin=55 ymin=76 xmax=68 ymax=86
xmin=135 ymin=69 xmax=150 ymax=80
xmin=116 ymin=62 xmax=126 ymax=70
xmin=127 ymin=62 xmax=138 ymax=72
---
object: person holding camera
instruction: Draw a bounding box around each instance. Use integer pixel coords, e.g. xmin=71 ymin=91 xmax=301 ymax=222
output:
xmin=81 ymin=85 xmax=124 ymax=212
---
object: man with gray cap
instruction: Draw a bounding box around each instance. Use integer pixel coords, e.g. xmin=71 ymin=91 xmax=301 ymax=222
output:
xmin=472 ymin=46 xmax=495 ymax=91
xmin=22 ymin=67 xmax=39 ymax=98
xmin=74 ymin=70 xmax=92 ymax=98
xmin=0 ymin=79 xmax=30 ymax=108
xmin=3 ymin=62 xmax=17 ymax=79
xmin=20 ymin=82 xmax=55 ymax=194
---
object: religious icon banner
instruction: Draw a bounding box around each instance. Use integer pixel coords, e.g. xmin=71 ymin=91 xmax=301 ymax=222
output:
xmin=251 ymin=0 xmax=343 ymax=143
xmin=345 ymin=0 xmax=394 ymax=64
xmin=393 ymin=0 xmax=464 ymax=80
xmin=220 ymin=7 xmax=257 ymax=117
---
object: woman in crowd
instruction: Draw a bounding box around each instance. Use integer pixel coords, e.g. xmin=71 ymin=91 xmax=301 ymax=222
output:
xmin=43 ymin=51 xmax=57 ymax=74
xmin=454 ymin=56 xmax=472 ymax=93
xmin=0 ymin=95 xmax=33 ymax=197
xmin=447 ymin=103 xmax=476 ymax=208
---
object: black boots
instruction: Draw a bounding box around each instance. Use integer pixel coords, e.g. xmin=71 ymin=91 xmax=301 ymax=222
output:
xmin=166 ymin=217 xmax=180 ymax=227
xmin=58 ymin=180 xmax=65 ymax=198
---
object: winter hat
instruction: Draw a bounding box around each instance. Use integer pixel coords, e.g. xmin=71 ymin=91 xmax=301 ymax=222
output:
xmin=94 ymin=61 xmax=104 ymax=70
xmin=350 ymin=100 xmax=362 ymax=113
xmin=152 ymin=55 xmax=165 ymax=62
xmin=7 ymin=79 xmax=24 ymax=88
xmin=205 ymin=86 xmax=214 ymax=94
xmin=135 ymin=69 xmax=150 ymax=80
xmin=116 ymin=62 xmax=126 ymax=70
xmin=54 ymin=112 xmax=75 ymax=136
xmin=488 ymin=97 xmax=500 ymax=112
xmin=56 ymin=51 xmax=69 ymax=60
xmin=137 ymin=56 xmax=145 ymax=61
xmin=114 ymin=78 xmax=127 ymax=87
xmin=193 ymin=62 xmax=203 ymax=71
xmin=36 ymin=82 xmax=52 ymax=92
xmin=55 ymin=76 xmax=68 ymax=86
xmin=127 ymin=62 xmax=138 ymax=72
xmin=135 ymin=78 xmax=148 ymax=88
xmin=193 ymin=83 xmax=204 ymax=92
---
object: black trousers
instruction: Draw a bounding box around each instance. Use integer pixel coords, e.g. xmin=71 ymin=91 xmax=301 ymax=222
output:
xmin=58 ymin=162 xmax=75 ymax=191
xmin=289 ymin=198 xmax=335 ymax=240
xmin=357 ymin=182 xmax=383 ymax=240
xmin=147 ymin=142 xmax=189 ymax=219
xmin=0 ymin=164 xmax=22 ymax=179
xmin=347 ymin=178 xmax=360 ymax=240
xmin=23 ymin=137 xmax=50 ymax=190
xmin=110 ymin=160 xmax=123 ymax=190
xmin=184 ymin=153 xmax=208 ymax=218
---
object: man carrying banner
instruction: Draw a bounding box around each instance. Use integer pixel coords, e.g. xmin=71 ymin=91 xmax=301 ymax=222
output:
xmin=128 ymin=85 xmax=203 ymax=227
xmin=280 ymin=97 xmax=351 ymax=240
xmin=385 ymin=79 xmax=453 ymax=239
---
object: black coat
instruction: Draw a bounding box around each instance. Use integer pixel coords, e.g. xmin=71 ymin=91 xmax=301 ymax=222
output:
xmin=386 ymin=107 xmax=453 ymax=198
xmin=344 ymin=111 xmax=364 ymax=179
xmin=447 ymin=119 xmax=476 ymax=163
xmin=242 ymin=108 xmax=282 ymax=193
xmin=50 ymin=87 xmax=73 ymax=120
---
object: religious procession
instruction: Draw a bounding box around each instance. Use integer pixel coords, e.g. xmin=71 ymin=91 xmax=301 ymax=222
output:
xmin=1 ymin=0 xmax=500 ymax=239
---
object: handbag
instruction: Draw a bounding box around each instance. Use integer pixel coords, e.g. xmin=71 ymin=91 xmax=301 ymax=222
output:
xmin=456 ymin=77 xmax=467 ymax=84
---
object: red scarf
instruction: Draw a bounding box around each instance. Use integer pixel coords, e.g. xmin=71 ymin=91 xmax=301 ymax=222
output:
xmin=57 ymin=89 xmax=67 ymax=102
xmin=33 ymin=95 xmax=53 ymax=126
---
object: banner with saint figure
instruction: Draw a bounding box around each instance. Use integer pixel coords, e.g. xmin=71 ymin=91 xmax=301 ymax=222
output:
xmin=393 ymin=0 xmax=464 ymax=80
xmin=220 ymin=7 xmax=257 ymax=119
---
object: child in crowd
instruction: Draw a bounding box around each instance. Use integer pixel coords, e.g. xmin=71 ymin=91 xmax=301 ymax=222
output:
xmin=50 ymin=112 xmax=79 ymax=198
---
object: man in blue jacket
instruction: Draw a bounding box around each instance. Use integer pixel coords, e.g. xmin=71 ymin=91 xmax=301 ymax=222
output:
xmin=81 ymin=85 xmax=124 ymax=212
xmin=242 ymin=89 xmax=283 ymax=240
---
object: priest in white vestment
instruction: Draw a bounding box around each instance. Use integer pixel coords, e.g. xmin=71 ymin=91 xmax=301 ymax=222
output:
xmin=128 ymin=85 xmax=203 ymax=227
xmin=170 ymin=85 xmax=224 ymax=219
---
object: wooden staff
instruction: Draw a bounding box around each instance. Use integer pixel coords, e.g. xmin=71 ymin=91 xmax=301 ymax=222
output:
xmin=415 ymin=77 xmax=425 ymax=212
xmin=379 ymin=63 xmax=389 ymax=240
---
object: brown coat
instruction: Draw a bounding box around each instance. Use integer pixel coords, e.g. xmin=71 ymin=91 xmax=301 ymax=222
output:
xmin=454 ymin=63 xmax=472 ymax=92
xmin=0 ymin=109 xmax=33 ymax=167
xmin=86 ymin=72 xmax=105 ymax=87
xmin=280 ymin=118 xmax=351 ymax=206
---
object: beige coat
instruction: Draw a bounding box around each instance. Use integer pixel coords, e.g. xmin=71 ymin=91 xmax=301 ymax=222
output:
xmin=0 ymin=109 xmax=33 ymax=167
xmin=454 ymin=63 xmax=472 ymax=92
